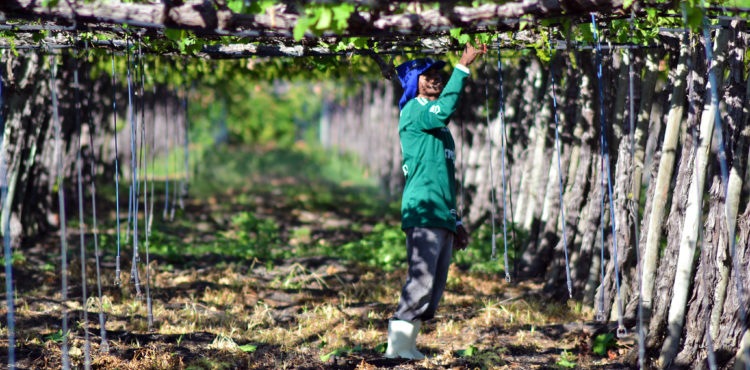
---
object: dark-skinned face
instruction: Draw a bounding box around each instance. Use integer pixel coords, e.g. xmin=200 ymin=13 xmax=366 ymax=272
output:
xmin=418 ymin=67 xmax=443 ymax=99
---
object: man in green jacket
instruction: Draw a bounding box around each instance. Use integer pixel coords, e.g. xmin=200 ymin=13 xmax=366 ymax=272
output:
xmin=385 ymin=43 xmax=484 ymax=360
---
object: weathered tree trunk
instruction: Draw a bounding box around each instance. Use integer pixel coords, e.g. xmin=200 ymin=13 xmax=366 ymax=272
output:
xmin=647 ymin=38 xmax=706 ymax=350
xmin=735 ymin=330 xmax=750 ymax=370
xmin=513 ymin=58 xmax=545 ymax=232
xmin=674 ymin=22 xmax=747 ymax=368
xmin=558 ymin=55 xmax=600 ymax=303
xmin=534 ymin=53 xmax=575 ymax=279
xmin=543 ymin=52 xmax=587 ymax=297
xmin=640 ymin=37 xmax=692 ymax=343
xmin=659 ymin=27 xmax=729 ymax=367
xmin=623 ymin=49 xmax=664 ymax=319
xmin=603 ymin=50 xmax=637 ymax=324
xmin=316 ymin=34 xmax=748 ymax=366
xmin=716 ymin=203 xmax=750 ymax=368
xmin=0 ymin=52 xmax=95 ymax=245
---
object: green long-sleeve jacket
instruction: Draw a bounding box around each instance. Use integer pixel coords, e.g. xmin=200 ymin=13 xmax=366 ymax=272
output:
xmin=399 ymin=65 xmax=469 ymax=232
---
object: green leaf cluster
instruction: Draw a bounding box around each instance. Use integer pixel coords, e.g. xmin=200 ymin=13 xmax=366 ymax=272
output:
xmin=592 ymin=333 xmax=617 ymax=356
xmin=294 ymin=3 xmax=355 ymax=40
xmin=449 ymin=28 xmax=494 ymax=46
xmin=326 ymin=222 xmax=406 ymax=271
xmin=164 ymin=28 xmax=203 ymax=55
xmin=221 ymin=211 xmax=282 ymax=260
xmin=0 ymin=32 xmax=18 ymax=56
xmin=457 ymin=344 xmax=478 ymax=357
xmin=556 ymin=349 xmax=577 ymax=368
xmin=320 ymin=345 xmax=363 ymax=362
xmin=192 ymin=79 xmax=321 ymax=147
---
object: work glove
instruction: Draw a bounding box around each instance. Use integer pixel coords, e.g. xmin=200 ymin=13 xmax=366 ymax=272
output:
xmin=453 ymin=224 xmax=470 ymax=250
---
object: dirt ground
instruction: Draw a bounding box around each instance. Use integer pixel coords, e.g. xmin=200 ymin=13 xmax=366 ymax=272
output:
xmin=0 ymin=183 xmax=637 ymax=369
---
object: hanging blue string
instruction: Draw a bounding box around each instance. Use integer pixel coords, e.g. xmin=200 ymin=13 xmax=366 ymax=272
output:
xmin=0 ymin=51 xmax=17 ymax=370
xmin=591 ymin=13 xmax=626 ymax=335
xmin=496 ymin=44 xmax=511 ymax=282
xmin=547 ymin=31 xmax=573 ymax=298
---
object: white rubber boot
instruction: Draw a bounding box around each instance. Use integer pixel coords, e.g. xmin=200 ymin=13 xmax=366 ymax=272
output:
xmin=408 ymin=320 xmax=425 ymax=359
xmin=385 ymin=319 xmax=425 ymax=360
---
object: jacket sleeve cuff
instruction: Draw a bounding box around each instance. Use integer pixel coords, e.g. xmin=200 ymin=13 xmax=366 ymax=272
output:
xmin=455 ymin=64 xmax=470 ymax=74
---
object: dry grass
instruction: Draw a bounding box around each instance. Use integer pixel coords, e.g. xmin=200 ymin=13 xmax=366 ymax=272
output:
xmin=5 ymin=254 xmax=634 ymax=369
xmin=3 ymin=184 xmax=634 ymax=369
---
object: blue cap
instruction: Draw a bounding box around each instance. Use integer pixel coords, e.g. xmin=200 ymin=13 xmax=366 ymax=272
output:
xmin=396 ymin=58 xmax=446 ymax=110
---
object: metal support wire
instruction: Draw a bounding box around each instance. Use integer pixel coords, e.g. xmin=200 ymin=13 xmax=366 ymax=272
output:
xmin=111 ymin=53 xmax=123 ymax=287
xmin=627 ymin=9 xmax=646 ymax=368
xmin=496 ymin=46 xmax=511 ymax=282
xmin=484 ymin=57 xmax=499 ymax=263
xmin=85 ymin=58 xmax=109 ymax=352
xmin=0 ymin=37 xmax=666 ymax=57
xmin=72 ymin=47 xmax=92 ymax=370
xmin=137 ymin=48 xmax=154 ymax=330
xmin=0 ymin=52 xmax=17 ymax=370
xmin=180 ymin=91 xmax=189 ymax=211
xmin=50 ymin=53 xmax=71 ymax=370
xmin=591 ymin=13 xmax=626 ymax=336
xmin=126 ymin=38 xmax=142 ymax=297
xmin=162 ymin=76 xmax=170 ymax=221
xmin=547 ymin=35 xmax=573 ymax=298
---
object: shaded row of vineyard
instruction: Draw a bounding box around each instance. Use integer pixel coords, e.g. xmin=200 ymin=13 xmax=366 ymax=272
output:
xmin=323 ymin=21 xmax=750 ymax=369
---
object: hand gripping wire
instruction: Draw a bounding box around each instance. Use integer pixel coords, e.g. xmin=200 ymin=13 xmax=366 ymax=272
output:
xmin=591 ymin=14 xmax=626 ymax=337
xmin=548 ymin=31 xmax=573 ymax=298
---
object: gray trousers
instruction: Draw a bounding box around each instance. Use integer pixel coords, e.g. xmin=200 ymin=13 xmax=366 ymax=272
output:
xmin=394 ymin=227 xmax=454 ymax=321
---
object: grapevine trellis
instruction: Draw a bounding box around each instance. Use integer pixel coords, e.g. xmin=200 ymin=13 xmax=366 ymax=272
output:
xmin=1 ymin=0 xmax=750 ymax=369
